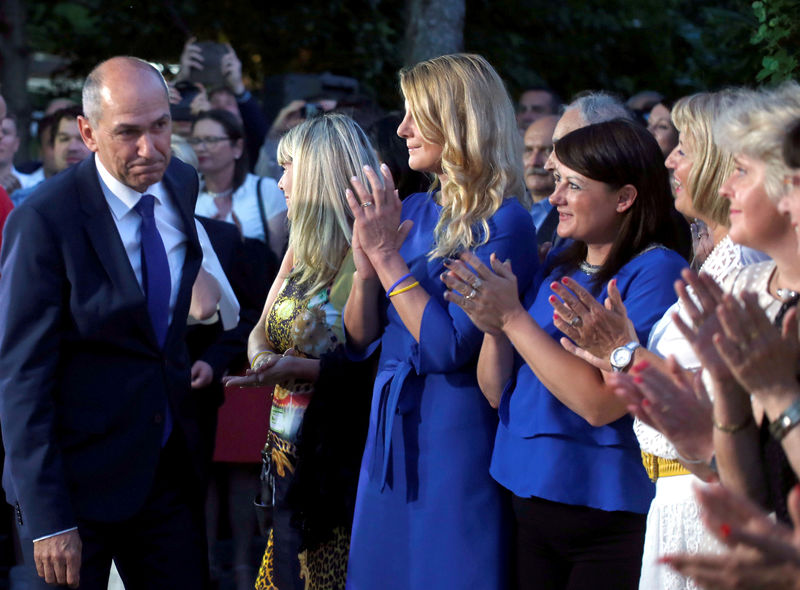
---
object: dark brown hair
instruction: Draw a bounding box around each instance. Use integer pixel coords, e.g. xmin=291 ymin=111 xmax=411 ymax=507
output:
xmin=552 ymin=119 xmax=688 ymax=289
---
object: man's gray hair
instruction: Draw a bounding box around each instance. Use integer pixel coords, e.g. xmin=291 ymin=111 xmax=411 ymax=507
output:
xmin=565 ymin=92 xmax=634 ymax=126
xmin=82 ymin=56 xmax=169 ymax=124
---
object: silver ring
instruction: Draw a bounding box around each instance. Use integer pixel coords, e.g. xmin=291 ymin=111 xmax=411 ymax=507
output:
xmin=569 ymin=316 xmax=583 ymax=328
xmin=465 ymin=289 xmax=477 ymax=300
xmin=361 ymin=201 xmax=374 ymax=208
xmin=471 ymin=278 xmax=483 ymax=290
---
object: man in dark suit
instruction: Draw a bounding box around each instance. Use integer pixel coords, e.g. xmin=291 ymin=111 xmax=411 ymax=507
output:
xmin=0 ymin=56 xmax=210 ymax=588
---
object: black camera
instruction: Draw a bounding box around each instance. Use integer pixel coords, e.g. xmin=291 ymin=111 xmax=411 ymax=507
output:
xmin=171 ymin=81 xmax=201 ymax=122
xmin=303 ymin=103 xmax=323 ymax=118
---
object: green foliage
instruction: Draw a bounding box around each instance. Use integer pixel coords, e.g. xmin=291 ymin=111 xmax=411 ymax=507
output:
xmin=466 ymin=0 xmax=761 ymax=102
xmin=750 ymin=0 xmax=800 ymax=82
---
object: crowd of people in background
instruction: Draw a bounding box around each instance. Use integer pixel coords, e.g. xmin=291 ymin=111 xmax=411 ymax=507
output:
xmin=1 ymin=38 xmax=800 ymax=590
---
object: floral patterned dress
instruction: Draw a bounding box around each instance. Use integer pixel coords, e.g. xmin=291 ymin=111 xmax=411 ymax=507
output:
xmin=256 ymin=254 xmax=354 ymax=590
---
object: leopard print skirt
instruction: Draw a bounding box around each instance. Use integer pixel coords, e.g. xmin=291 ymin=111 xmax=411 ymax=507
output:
xmin=254 ymin=432 xmax=350 ymax=590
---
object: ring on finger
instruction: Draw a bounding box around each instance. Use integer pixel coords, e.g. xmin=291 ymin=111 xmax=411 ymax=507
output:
xmin=569 ymin=316 xmax=583 ymax=328
xmin=471 ymin=278 xmax=483 ymax=290
xmin=361 ymin=201 xmax=374 ymax=208
xmin=465 ymin=288 xmax=477 ymax=300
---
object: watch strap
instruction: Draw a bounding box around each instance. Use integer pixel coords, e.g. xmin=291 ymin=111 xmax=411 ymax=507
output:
xmin=769 ymin=398 xmax=800 ymax=441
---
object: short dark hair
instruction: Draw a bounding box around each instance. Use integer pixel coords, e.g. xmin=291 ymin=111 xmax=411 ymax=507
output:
xmin=552 ymin=119 xmax=688 ymax=289
xmin=519 ymin=86 xmax=563 ymax=113
xmin=783 ymin=118 xmax=800 ymax=168
xmin=191 ymin=108 xmax=249 ymax=190
xmin=48 ymin=106 xmax=84 ymax=146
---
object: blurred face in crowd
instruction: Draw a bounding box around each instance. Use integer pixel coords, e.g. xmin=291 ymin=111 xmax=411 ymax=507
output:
xmin=545 ymin=108 xmax=585 ymax=173
xmin=523 ymin=115 xmax=558 ymax=200
xmin=719 ymin=154 xmax=789 ymax=250
xmin=664 ymin=133 xmax=698 ymax=219
xmin=397 ymin=105 xmax=443 ymax=177
xmin=278 ymin=161 xmax=293 ymax=213
xmin=209 ymin=89 xmax=242 ymax=122
xmin=779 ymin=169 xmax=800 ymax=244
xmin=79 ymin=60 xmax=172 ymax=192
xmin=647 ymin=104 xmax=679 ymax=157
xmin=53 ymin=117 xmax=92 ymax=173
xmin=191 ymin=117 xmax=242 ymax=177
xmin=549 ymin=153 xmax=634 ymax=248
xmin=517 ymin=90 xmax=557 ymax=132
xmin=0 ymin=117 xmax=21 ymax=167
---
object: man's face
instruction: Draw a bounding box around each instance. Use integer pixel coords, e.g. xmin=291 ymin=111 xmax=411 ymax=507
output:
xmin=53 ymin=117 xmax=91 ymax=173
xmin=516 ymin=90 xmax=556 ymax=131
xmin=523 ymin=115 xmax=558 ymax=200
xmin=0 ymin=118 xmax=20 ymax=167
xmin=545 ymin=109 xmax=586 ymax=172
xmin=79 ymin=66 xmax=172 ymax=192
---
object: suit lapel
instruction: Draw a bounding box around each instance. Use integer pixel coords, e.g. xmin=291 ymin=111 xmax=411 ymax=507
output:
xmin=75 ymin=158 xmax=154 ymax=345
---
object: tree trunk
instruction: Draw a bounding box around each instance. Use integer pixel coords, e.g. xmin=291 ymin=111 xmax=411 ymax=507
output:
xmin=404 ymin=0 xmax=465 ymax=67
xmin=0 ymin=0 xmax=32 ymax=162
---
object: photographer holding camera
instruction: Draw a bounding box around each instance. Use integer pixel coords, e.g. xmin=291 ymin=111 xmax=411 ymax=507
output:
xmin=172 ymin=38 xmax=268 ymax=170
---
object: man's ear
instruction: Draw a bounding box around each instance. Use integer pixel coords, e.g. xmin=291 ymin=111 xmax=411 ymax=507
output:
xmin=616 ymin=184 xmax=637 ymax=213
xmin=77 ymin=116 xmax=98 ymax=153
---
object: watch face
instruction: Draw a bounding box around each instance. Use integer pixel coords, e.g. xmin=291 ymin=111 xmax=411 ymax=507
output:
xmin=611 ymin=347 xmax=631 ymax=368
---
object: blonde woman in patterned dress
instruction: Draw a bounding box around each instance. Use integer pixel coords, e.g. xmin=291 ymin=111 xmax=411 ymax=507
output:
xmin=225 ymin=113 xmax=380 ymax=590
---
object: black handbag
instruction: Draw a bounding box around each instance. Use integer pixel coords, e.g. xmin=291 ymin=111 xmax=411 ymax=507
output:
xmin=254 ymin=440 xmax=275 ymax=536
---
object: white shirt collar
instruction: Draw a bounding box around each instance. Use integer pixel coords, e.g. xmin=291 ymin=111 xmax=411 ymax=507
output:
xmin=94 ymin=155 xmax=168 ymax=220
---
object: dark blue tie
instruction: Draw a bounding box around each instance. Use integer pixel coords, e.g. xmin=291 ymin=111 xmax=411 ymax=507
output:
xmin=134 ymin=194 xmax=172 ymax=445
xmin=134 ymin=194 xmax=171 ymax=347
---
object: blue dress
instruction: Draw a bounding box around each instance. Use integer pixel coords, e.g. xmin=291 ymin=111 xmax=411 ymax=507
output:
xmin=346 ymin=193 xmax=538 ymax=589
xmin=491 ymin=246 xmax=688 ymax=513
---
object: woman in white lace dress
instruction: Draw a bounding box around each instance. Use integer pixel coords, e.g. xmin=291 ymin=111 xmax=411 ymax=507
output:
xmin=550 ymin=91 xmax=766 ymax=590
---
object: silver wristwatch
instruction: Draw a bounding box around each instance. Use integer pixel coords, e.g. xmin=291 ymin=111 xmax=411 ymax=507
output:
xmin=610 ymin=341 xmax=641 ymax=373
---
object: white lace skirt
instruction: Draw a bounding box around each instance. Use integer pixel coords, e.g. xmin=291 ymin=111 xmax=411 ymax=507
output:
xmin=639 ymin=475 xmax=724 ymax=590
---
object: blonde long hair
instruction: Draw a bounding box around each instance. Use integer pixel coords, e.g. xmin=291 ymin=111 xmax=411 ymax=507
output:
xmin=399 ymin=53 xmax=526 ymax=259
xmin=277 ymin=114 xmax=381 ymax=294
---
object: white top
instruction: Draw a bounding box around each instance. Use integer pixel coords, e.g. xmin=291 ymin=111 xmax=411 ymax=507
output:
xmin=635 ymin=237 xmax=768 ymax=457
xmin=195 ymin=172 xmax=286 ymax=243
xmin=12 ymin=166 xmax=42 ymax=190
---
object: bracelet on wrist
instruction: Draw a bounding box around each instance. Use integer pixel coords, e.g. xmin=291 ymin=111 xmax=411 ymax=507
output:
xmin=769 ymin=398 xmax=800 ymax=441
xmin=713 ymin=413 xmax=754 ymax=434
xmin=674 ymin=448 xmax=707 ymax=465
xmin=389 ymin=281 xmax=420 ymax=298
xmin=386 ymin=273 xmax=413 ymax=299
xmin=251 ymin=350 xmax=273 ymax=369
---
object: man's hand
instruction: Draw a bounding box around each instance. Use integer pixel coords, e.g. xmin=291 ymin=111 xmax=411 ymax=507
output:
xmin=191 ymin=360 xmax=214 ymax=389
xmin=34 ymin=529 xmax=82 ymax=588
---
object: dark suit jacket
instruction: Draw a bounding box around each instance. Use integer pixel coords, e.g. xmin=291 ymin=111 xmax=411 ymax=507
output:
xmin=0 ymin=156 xmax=203 ymax=540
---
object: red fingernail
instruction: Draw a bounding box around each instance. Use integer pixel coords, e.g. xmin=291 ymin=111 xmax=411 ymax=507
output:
xmin=549 ymin=295 xmax=557 ymax=303
xmin=642 ymin=398 xmax=651 ymax=407
xmin=634 ymin=376 xmax=643 ymax=384
xmin=553 ymin=313 xmax=560 ymax=321
xmin=561 ymin=277 xmax=569 ymax=284
xmin=550 ymin=281 xmax=558 ymax=289
xmin=720 ymin=523 xmax=731 ymax=539
xmin=632 ymin=360 xmax=649 ymax=372
xmin=657 ymin=557 xmax=672 ymax=565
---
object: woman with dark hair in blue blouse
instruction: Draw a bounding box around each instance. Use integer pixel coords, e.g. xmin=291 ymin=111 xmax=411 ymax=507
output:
xmin=443 ymin=119 xmax=688 ymax=590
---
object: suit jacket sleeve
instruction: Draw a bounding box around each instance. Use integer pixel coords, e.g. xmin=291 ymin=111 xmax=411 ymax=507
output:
xmin=0 ymin=205 xmax=77 ymax=538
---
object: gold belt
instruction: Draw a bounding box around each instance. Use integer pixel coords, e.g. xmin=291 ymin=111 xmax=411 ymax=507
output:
xmin=641 ymin=451 xmax=691 ymax=482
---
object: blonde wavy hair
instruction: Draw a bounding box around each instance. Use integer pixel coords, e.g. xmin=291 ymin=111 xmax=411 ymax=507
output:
xmin=399 ymin=53 xmax=525 ymax=259
xmin=277 ymin=114 xmax=381 ymax=294
xmin=671 ymin=91 xmax=739 ymax=227
xmin=714 ymin=82 xmax=800 ymax=202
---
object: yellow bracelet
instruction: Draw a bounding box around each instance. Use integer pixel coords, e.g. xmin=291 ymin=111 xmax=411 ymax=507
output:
xmin=251 ymin=350 xmax=272 ymax=369
xmin=388 ymin=281 xmax=420 ymax=297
